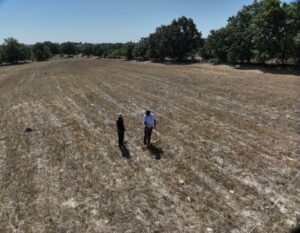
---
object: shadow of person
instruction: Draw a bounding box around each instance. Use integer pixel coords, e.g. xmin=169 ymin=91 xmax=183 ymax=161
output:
xmin=147 ymin=144 xmax=164 ymax=160
xmin=119 ymin=145 xmax=131 ymax=159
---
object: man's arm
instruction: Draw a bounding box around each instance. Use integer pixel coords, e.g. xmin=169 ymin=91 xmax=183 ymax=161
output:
xmin=153 ymin=114 xmax=157 ymax=129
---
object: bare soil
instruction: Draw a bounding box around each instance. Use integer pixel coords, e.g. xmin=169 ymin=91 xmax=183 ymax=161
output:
xmin=0 ymin=58 xmax=299 ymax=233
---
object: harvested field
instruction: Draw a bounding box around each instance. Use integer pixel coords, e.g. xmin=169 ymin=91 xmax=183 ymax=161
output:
xmin=0 ymin=58 xmax=299 ymax=233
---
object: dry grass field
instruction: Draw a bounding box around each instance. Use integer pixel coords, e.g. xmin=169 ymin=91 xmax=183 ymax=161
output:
xmin=0 ymin=58 xmax=299 ymax=233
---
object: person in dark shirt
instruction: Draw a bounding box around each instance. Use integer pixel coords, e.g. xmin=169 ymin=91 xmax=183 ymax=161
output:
xmin=116 ymin=113 xmax=126 ymax=146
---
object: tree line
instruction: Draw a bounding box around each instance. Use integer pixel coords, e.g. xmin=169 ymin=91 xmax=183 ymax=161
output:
xmin=0 ymin=38 xmax=137 ymax=65
xmin=0 ymin=0 xmax=299 ymax=66
xmin=0 ymin=15 xmax=201 ymax=64
xmin=201 ymin=0 xmax=300 ymax=65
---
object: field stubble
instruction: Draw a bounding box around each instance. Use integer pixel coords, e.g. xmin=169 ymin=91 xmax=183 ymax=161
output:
xmin=0 ymin=58 xmax=299 ymax=233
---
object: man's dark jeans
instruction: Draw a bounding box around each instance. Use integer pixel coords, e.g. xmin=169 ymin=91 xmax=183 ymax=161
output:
xmin=144 ymin=127 xmax=153 ymax=145
xmin=118 ymin=131 xmax=125 ymax=146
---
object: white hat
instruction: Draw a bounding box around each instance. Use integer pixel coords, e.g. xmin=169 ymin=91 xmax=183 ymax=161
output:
xmin=118 ymin=113 xmax=123 ymax=117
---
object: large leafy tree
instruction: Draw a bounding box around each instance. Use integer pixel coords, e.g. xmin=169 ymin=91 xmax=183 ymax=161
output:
xmin=253 ymin=0 xmax=288 ymax=63
xmin=284 ymin=1 xmax=300 ymax=61
xmin=226 ymin=3 xmax=259 ymax=63
xmin=146 ymin=32 xmax=163 ymax=60
xmin=168 ymin=16 xmax=202 ymax=61
xmin=134 ymin=16 xmax=202 ymax=61
xmin=2 ymin=37 xmax=31 ymax=64
xmin=43 ymin=41 xmax=60 ymax=55
xmin=33 ymin=42 xmax=52 ymax=61
xmin=202 ymin=28 xmax=231 ymax=63
xmin=133 ymin=37 xmax=149 ymax=59
xmin=125 ymin=42 xmax=135 ymax=60
xmin=82 ymin=43 xmax=94 ymax=57
xmin=150 ymin=25 xmax=171 ymax=60
xmin=60 ymin=42 xmax=77 ymax=57
xmin=93 ymin=44 xmax=104 ymax=57
xmin=3 ymin=37 xmax=20 ymax=63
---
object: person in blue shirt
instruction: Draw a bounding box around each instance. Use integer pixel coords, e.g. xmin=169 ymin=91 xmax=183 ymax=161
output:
xmin=144 ymin=110 xmax=156 ymax=146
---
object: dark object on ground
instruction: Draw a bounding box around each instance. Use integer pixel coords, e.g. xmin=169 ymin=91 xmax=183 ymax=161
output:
xmin=147 ymin=144 xmax=164 ymax=160
xmin=119 ymin=145 xmax=130 ymax=159
xmin=25 ymin=128 xmax=33 ymax=133
xmin=290 ymin=222 xmax=300 ymax=233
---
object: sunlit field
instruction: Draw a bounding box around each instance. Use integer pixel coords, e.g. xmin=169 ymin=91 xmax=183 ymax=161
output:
xmin=0 ymin=58 xmax=299 ymax=233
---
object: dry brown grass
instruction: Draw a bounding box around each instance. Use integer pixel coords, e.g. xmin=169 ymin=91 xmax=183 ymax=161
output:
xmin=0 ymin=58 xmax=299 ymax=233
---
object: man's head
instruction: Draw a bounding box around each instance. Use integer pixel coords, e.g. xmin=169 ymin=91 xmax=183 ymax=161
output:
xmin=118 ymin=113 xmax=123 ymax=118
xmin=145 ymin=110 xmax=151 ymax=116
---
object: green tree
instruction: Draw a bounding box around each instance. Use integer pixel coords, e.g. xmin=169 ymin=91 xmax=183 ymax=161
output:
xmin=168 ymin=16 xmax=202 ymax=61
xmin=3 ymin=38 xmax=20 ymax=63
xmin=60 ymin=42 xmax=77 ymax=57
xmin=146 ymin=26 xmax=171 ymax=61
xmin=2 ymin=37 xmax=31 ymax=64
xmin=43 ymin=41 xmax=60 ymax=55
xmin=96 ymin=43 xmax=125 ymax=58
xmin=107 ymin=49 xmax=124 ymax=59
xmin=125 ymin=42 xmax=135 ymax=60
xmin=146 ymin=33 xmax=160 ymax=60
xmin=202 ymin=0 xmax=299 ymax=65
xmin=283 ymin=1 xmax=300 ymax=62
xmin=93 ymin=44 xmax=104 ymax=57
xmin=226 ymin=3 xmax=259 ymax=63
xmin=18 ymin=44 xmax=31 ymax=62
xmin=202 ymin=28 xmax=231 ymax=63
xmin=33 ymin=42 xmax=52 ymax=61
xmin=253 ymin=0 xmax=289 ymax=63
xmin=141 ymin=16 xmax=202 ymax=61
xmin=82 ymin=44 xmax=94 ymax=57
xmin=133 ymin=37 xmax=149 ymax=59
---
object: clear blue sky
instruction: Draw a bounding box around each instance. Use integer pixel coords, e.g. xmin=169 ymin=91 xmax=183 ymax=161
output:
xmin=0 ymin=0 xmax=292 ymax=44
